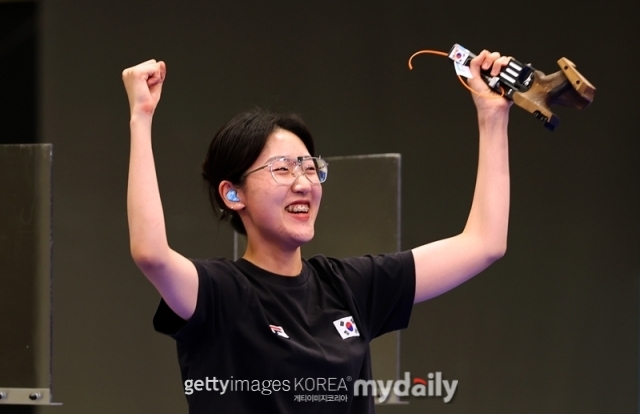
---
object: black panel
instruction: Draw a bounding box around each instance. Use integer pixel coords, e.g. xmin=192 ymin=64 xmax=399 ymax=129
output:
xmin=0 ymin=1 xmax=38 ymax=144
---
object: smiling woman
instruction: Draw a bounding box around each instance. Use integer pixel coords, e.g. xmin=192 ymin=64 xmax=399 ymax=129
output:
xmin=215 ymin=126 xmax=325 ymax=271
xmin=201 ymin=111 xmax=319 ymax=238
xmin=122 ymin=51 xmax=511 ymax=414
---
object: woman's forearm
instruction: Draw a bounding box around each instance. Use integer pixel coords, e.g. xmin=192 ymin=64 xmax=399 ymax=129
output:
xmin=127 ymin=115 xmax=171 ymax=267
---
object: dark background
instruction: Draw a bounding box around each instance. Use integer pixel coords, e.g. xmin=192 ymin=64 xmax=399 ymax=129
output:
xmin=1 ymin=0 xmax=638 ymax=413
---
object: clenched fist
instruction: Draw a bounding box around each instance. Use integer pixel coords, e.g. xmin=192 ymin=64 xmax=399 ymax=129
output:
xmin=467 ymin=50 xmax=512 ymax=115
xmin=122 ymin=60 xmax=166 ymax=117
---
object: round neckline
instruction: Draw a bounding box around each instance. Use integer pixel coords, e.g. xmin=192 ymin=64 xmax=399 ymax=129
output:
xmin=234 ymin=258 xmax=309 ymax=287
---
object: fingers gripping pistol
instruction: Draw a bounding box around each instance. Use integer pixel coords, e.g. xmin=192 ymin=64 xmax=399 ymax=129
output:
xmin=449 ymin=44 xmax=595 ymax=131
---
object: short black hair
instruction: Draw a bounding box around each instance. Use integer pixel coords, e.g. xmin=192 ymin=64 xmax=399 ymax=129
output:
xmin=201 ymin=108 xmax=315 ymax=235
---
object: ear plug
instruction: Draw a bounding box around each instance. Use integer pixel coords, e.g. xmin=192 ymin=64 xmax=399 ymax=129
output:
xmin=226 ymin=189 xmax=240 ymax=202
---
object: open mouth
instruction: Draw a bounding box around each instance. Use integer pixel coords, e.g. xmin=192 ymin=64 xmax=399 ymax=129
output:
xmin=285 ymin=203 xmax=310 ymax=214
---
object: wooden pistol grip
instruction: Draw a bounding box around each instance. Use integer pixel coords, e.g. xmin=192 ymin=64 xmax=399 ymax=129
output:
xmin=512 ymin=60 xmax=596 ymax=130
xmin=512 ymin=70 xmax=563 ymax=129
xmin=558 ymin=57 xmax=596 ymax=104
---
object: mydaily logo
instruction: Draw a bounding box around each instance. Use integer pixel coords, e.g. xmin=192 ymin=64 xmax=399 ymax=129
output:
xmin=353 ymin=371 xmax=458 ymax=403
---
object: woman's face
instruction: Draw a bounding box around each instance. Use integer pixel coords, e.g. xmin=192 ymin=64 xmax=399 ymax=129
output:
xmin=238 ymin=128 xmax=323 ymax=250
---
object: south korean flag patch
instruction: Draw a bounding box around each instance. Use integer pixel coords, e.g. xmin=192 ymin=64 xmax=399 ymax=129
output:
xmin=333 ymin=316 xmax=360 ymax=339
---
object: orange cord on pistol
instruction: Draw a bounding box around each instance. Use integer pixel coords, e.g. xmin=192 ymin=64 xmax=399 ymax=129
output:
xmin=408 ymin=49 xmax=505 ymax=99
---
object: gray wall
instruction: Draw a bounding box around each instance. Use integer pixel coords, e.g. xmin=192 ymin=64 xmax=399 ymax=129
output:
xmin=5 ymin=0 xmax=639 ymax=412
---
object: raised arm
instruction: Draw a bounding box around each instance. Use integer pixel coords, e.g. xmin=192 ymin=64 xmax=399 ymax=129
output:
xmin=413 ymin=50 xmax=512 ymax=304
xmin=123 ymin=60 xmax=198 ymax=319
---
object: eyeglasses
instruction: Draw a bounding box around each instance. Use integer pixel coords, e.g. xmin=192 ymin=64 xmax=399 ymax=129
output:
xmin=242 ymin=156 xmax=328 ymax=185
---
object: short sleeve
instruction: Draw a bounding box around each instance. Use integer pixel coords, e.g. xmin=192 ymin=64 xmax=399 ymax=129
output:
xmin=313 ymin=251 xmax=415 ymax=339
xmin=152 ymin=259 xmax=249 ymax=344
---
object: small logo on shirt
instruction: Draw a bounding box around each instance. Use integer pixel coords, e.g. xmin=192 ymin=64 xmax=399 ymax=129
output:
xmin=333 ymin=316 xmax=360 ymax=339
xmin=269 ymin=324 xmax=290 ymax=339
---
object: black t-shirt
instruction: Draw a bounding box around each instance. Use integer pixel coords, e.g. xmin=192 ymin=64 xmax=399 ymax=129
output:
xmin=153 ymin=251 xmax=416 ymax=414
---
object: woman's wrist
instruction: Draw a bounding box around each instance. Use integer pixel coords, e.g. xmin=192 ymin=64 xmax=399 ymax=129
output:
xmin=478 ymin=107 xmax=509 ymax=130
xmin=130 ymin=113 xmax=153 ymax=128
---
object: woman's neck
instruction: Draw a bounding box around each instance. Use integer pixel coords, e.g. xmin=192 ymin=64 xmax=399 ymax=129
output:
xmin=242 ymin=242 xmax=302 ymax=276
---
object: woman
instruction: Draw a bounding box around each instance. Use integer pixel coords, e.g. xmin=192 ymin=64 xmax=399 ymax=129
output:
xmin=122 ymin=51 xmax=511 ymax=413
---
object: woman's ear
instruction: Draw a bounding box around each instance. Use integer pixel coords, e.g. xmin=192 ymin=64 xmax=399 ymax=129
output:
xmin=219 ymin=181 xmax=245 ymax=210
